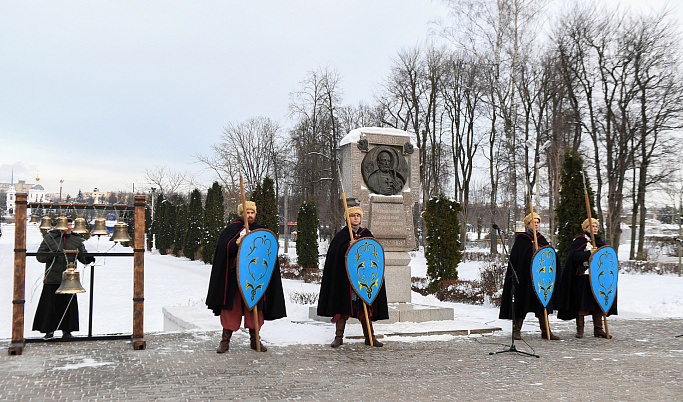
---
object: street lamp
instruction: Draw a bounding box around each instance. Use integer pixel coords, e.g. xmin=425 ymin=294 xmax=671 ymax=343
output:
xmin=59 ymin=179 xmax=64 ymax=202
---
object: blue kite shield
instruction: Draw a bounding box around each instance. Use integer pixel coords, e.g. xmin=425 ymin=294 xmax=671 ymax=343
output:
xmin=589 ymin=246 xmax=618 ymax=314
xmin=530 ymin=246 xmax=557 ymax=308
xmin=236 ymin=229 xmax=279 ymax=310
xmin=345 ymin=238 xmax=385 ymax=305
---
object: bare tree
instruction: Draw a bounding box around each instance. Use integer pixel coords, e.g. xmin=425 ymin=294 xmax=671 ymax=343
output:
xmin=196 ymin=117 xmax=283 ymax=194
xmin=144 ymin=165 xmax=191 ymax=197
xmin=626 ymin=10 xmax=683 ymax=259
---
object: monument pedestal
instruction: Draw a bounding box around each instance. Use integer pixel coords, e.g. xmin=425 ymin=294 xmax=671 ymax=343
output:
xmin=309 ymin=127 xmax=453 ymax=323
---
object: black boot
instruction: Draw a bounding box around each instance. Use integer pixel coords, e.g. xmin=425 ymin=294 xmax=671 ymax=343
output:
xmin=249 ymin=328 xmax=267 ymax=352
xmin=361 ymin=320 xmax=383 ymax=347
xmin=216 ymin=329 xmax=232 ymax=353
xmin=575 ymin=315 xmax=584 ymax=338
xmin=592 ymin=312 xmax=612 ymax=338
xmin=331 ymin=317 xmax=346 ymax=348
xmin=538 ymin=315 xmax=560 ymax=340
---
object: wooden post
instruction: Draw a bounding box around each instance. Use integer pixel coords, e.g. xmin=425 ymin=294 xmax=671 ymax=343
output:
xmin=132 ymin=195 xmax=146 ymax=350
xmin=9 ymin=193 xmax=27 ymax=355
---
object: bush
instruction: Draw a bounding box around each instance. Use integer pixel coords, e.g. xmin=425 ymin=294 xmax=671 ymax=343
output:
xmin=423 ymin=193 xmax=462 ymax=290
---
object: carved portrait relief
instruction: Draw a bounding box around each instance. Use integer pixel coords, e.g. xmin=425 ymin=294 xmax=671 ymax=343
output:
xmin=361 ymin=145 xmax=409 ymax=195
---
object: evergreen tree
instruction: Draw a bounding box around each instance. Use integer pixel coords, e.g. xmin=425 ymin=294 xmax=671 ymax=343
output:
xmin=173 ymin=204 xmax=187 ymax=257
xmin=183 ymin=189 xmax=204 ymax=261
xmin=155 ymin=197 xmax=173 ymax=255
xmin=296 ymin=198 xmax=319 ymax=269
xmin=122 ymin=209 xmax=135 ymax=247
xmin=145 ymin=201 xmax=152 ymax=251
xmin=423 ymin=193 xmax=462 ymax=290
xmin=202 ymin=182 xmax=225 ymax=264
xmin=555 ymin=150 xmax=598 ymax=265
xmin=258 ymin=177 xmax=278 ymax=235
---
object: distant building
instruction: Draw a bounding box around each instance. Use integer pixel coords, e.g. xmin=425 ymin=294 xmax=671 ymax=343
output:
xmin=83 ymin=188 xmax=110 ymax=204
xmin=1 ymin=179 xmax=48 ymax=216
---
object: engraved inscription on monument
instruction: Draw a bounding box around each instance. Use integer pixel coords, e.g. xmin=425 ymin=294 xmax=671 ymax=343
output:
xmin=361 ymin=145 xmax=409 ymax=196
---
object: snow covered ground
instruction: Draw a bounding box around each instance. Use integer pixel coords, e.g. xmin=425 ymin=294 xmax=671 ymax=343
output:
xmin=1 ymin=221 xmax=682 ymax=345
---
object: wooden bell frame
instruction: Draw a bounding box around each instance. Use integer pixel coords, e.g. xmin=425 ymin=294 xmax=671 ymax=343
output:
xmin=9 ymin=194 xmax=147 ymax=355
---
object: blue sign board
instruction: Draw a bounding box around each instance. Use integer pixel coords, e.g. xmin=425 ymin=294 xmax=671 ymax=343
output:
xmin=236 ymin=229 xmax=278 ymax=310
xmin=530 ymin=246 xmax=557 ymax=308
xmin=589 ymin=246 xmax=619 ymax=314
xmin=345 ymin=238 xmax=385 ymax=305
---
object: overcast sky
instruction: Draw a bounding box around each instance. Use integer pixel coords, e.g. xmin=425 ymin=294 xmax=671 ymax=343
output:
xmin=1 ymin=1 xmax=680 ymax=198
xmin=0 ymin=0 xmax=450 ymax=196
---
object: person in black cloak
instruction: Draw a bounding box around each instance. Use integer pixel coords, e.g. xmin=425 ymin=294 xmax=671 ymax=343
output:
xmin=555 ymin=218 xmax=616 ymax=338
xmin=498 ymin=212 xmax=560 ymax=340
xmin=205 ymin=201 xmax=286 ymax=353
xmin=33 ymin=216 xmax=95 ymax=339
xmin=317 ymin=205 xmax=389 ymax=347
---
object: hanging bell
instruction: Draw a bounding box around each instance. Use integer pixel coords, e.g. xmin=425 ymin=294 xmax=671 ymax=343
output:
xmin=90 ymin=216 xmax=109 ymax=236
xmin=72 ymin=216 xmax=88 ymax=234
xmin=29 ymin=213 xmax=40 ymax=224
xmin=54 ymin=214 xmax=70 ymax=231
xmin=39 ymin=215 xmax=53 ymax=230
xmin=110 ymin=221 xmax=132 ymax=243
xmin=55 ymin=262 xmax=86 ymax=294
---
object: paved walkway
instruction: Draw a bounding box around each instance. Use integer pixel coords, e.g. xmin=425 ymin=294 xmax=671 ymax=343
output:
xmin=2 ymin=318 xmax=682 ymax=401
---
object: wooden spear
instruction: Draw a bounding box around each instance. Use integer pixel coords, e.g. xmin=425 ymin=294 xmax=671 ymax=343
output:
xmin=240 ymin=169 xmax=261 ymax=351
xmin=337 ymin=163 xmax=373 ymax=346
xmin=581 ymin=170 xmax=609 ymax=338
xmin=527 ymin=185 xmax=548 ymax=339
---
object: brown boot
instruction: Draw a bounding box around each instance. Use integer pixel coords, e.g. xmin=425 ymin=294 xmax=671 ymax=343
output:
xmin=330 ymin=317 xmax=346 ymax=348
xmin=538 ymin=316 xmax=560 ymax=340
xmin=216 ymin=329 xmax=232 ymax=353
xmin=249 ymin=329 xmax=268 ymax=351
xmin=575 ymin=316 xmax=584 ymax=338
xmin=592 ymin=312 xmax=612 ymax=338
xmin=361 ymin=320 xmax=383 ymax=347
xmin=513 ymin=318 xmax=524 ymax=340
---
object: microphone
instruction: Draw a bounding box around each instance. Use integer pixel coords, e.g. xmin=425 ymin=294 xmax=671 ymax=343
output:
xmin=492 ymin=224 xmax=501 ymax=231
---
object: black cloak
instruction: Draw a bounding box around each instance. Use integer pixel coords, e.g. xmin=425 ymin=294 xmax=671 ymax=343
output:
xmin=499 ymin=231 xmax=554 ymax=319
xmin=317 ymin=226 xmax=389 ymax=321
xmin=205 ymin=220 xmax=287 ymax=320
xmin=555 ymin=234 xmax=617 ymax=320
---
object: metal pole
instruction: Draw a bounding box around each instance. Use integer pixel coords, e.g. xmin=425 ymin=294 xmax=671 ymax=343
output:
xmin=679 ymin=192 xmax=681 ymax=277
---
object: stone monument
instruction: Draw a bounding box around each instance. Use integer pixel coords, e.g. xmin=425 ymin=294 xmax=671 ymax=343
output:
xmin=310 ymin=127 xmax=453 ymax=323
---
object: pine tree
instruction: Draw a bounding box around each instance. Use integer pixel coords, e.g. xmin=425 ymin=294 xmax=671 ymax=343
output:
xmin=173 ymin=204 xmax=187 ymax=257
xmin=259 ymin=177 xmax=278 ymax=235
xmin=154 ymin=196 xmax=168 ymax=254
xmin=423 ymin=193 xmax=462 ymax=290
xmin=183 ymin=189 xmax=204 ymax=261
xmin=555 ymin=150 xmax=598 ymax=266
xmin=202 ymin=182 xmax=225 ymax=264
xmin=296 ymin=199 xmax=319 ymax=269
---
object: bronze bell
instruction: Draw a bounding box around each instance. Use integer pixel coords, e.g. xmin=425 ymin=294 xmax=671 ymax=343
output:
xmin=54 ymin=214 xmax=70 ymax=231
xmin=55 ymin=262 xmax=86 ymax=294
xmin=39 ymin=215 xmax=53 ymax=230
xmin=110 ymin=221 xmax=132 ymax=243
xmin=72 ymin=216 xmax=88 ymax=234
xmin=29 ymin=213 xmax=40 ymax=224
xmin=90 ymin=216 xmax=109 ymax=236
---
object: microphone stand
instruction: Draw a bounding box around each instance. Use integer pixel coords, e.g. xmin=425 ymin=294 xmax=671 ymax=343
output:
xmin=490 ymin=225 xmax=539 ymax=358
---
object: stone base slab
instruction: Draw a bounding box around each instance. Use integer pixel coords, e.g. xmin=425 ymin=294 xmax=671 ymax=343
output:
xmin=308 ymin=302 xmax=455 ymax=324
